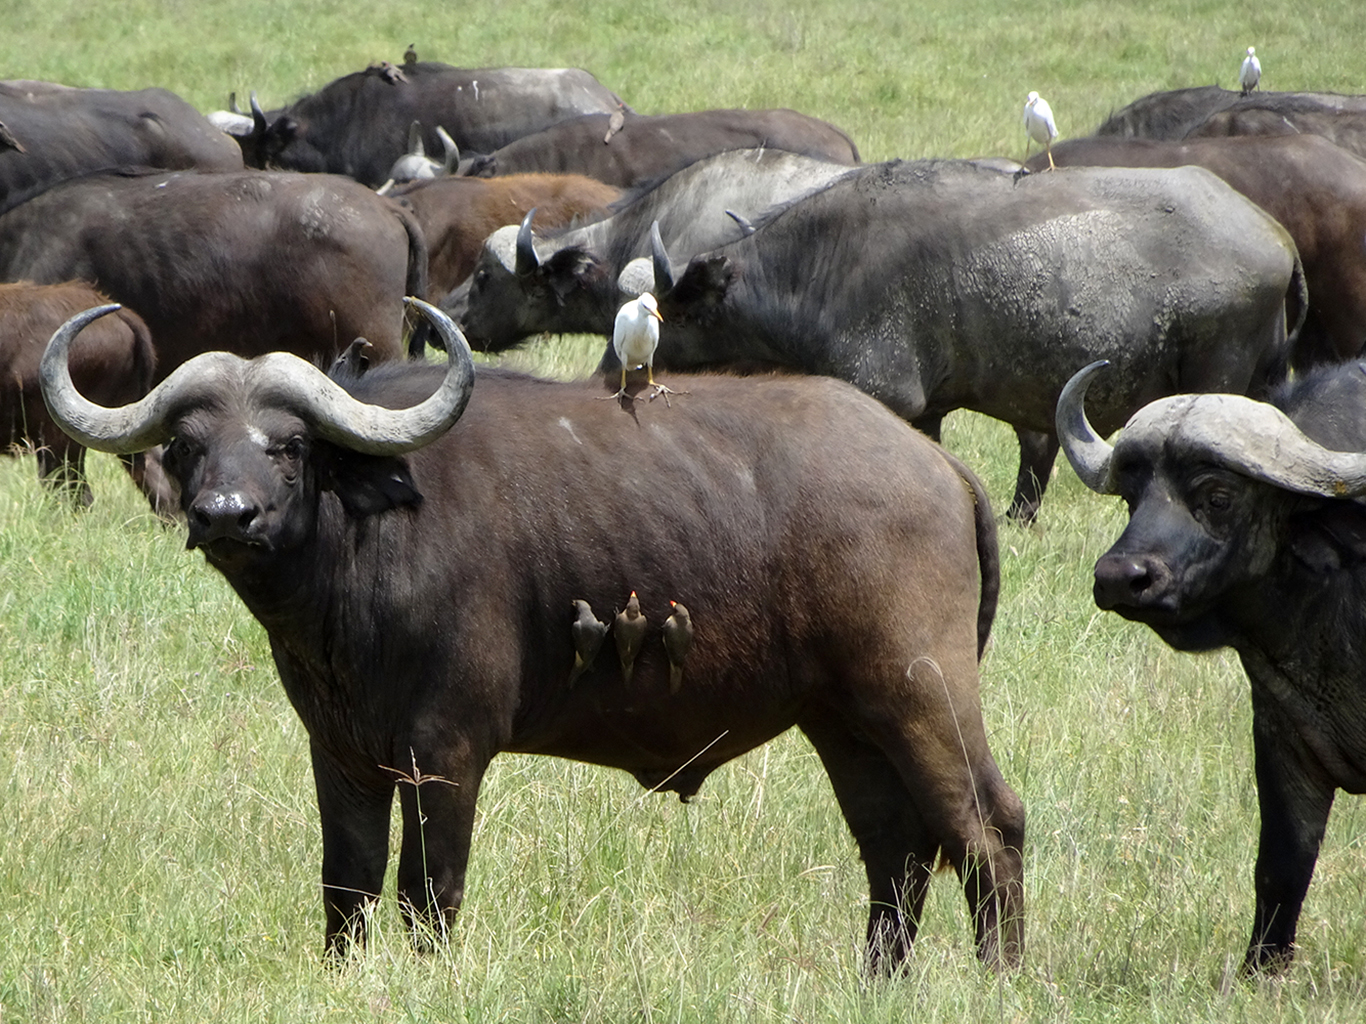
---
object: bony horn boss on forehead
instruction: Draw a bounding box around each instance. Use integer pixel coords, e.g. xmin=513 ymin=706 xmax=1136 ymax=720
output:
xmin=1056 ymin=360 xmax=1366 ymax=499
xmin=40 ymin=298 xmax=476 ymax=458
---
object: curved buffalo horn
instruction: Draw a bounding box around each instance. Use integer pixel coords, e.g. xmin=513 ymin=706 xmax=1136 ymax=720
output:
xmin=42 ymin=300 xmax=476 ymax=458
xmin=1059 ymin=359 xmax=1366 ymax=500
xmin=1055 ymin=360 xmax=1117 ymax=493
xmin=515 ymin=208 xmax=539 ymax=277
xmin=650 ymin=220 xmax=675 ymax=296
xmin=436 ymin=125 xmax=459 ymax=172
xmin=41 ymin=305 xmax=245 ymax=454
xmin=229 ymin=91 xmax=243 ymax=115
xmin=249 ymin=91 xmax=268 ymax=135
xmin=276 ymin=297 xmax=475 ymax=455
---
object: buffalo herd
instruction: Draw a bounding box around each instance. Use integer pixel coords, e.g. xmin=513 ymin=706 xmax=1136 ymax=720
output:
xmin=10 ymin=50 xmax=1366 ymax=980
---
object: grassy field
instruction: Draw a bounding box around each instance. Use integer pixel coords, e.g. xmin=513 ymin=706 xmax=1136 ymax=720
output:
xmin=4 ymin=1 xmax=1366 ymax=1021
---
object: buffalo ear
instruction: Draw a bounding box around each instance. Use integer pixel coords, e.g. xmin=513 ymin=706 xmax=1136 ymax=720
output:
xmin=668 ymin=255 xmax=733 ymax=312
xmin=1289 ymin=502 xmax=1366 ymax=573
xmin=544 ymin=247 xmax=603 ymax=303
xmin=320 ymin=446 xmax=423 ymax=518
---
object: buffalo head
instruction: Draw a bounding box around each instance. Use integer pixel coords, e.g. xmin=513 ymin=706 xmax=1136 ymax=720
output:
xmin=460 ymin=209 xmax=609 ymax=351
xmin=1056 ymin=359 xmax=1366 ymax=648
xmin=41 ymin=299 xmax=475 ymax=571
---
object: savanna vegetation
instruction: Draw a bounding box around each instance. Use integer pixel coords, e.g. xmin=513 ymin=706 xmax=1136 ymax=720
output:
xmin=3 ymin=1 xmax=1366 ymax=1020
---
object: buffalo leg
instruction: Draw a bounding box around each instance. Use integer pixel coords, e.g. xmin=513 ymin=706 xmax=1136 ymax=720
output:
xmin=35 ymin=445 xmax=92 ymax=507
xmin=1006 ymin=428 xmax=1058 ymax=524
xmin=311 ymin=741 xmax=395 ymax=957
xmin=1242 ymin=702 xmax=1336 ymax=975
xmin=862 ymin=661 xmax=1025 ymax=969
xmin=394 ymin=747 xmax=486 ymax=946
xmin=800 ymin=713 xmax=937 ymax=974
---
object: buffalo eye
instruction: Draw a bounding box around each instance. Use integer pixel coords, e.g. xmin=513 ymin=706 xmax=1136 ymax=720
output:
xmin=165 ymin=435 xmax=198 ymax=469
xmin=270 ymin=436 xmax=307 ymax=481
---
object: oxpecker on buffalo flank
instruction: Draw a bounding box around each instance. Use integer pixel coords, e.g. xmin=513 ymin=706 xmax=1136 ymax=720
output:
xmin=614 ymin=592 xmax=648 ymax=684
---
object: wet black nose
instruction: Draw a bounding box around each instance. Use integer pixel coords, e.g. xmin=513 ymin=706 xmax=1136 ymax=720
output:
xmin=1094 ymin=552 xmax=1171 ymax=610
xmin=188 ymin=488 xmax=260 ymax=546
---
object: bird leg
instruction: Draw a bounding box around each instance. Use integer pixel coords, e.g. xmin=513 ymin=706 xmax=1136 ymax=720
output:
xmin=1045 ymin=141 xmax=1056 ymax=171
xmin=646 ymin=368 xmax=687 ymax=407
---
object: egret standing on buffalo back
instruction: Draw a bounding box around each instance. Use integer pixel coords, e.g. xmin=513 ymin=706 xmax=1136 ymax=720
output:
xmin=1024 ymin=91 xmax=1058 ymax=170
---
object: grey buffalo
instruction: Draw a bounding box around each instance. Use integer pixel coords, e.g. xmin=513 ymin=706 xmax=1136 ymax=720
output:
xmin=626 ymin=159 xmax=1304 ymax=522
xmin=0 ymin=80 xmax=242 ymax=212
xmin=1024 ymin=134 xmax=1363 ymax=367
xmin=1057 ymin=359 xmax=1366 ymax=975
xmin=458 ymin=148 xmax=856 ymax=350
xmin=39 ymin=300 xmax=1024 ymax=974
xmin=241 ymin=63 xmax=628 ymax=188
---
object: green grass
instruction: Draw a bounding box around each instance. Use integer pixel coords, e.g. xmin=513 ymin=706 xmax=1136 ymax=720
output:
xmin=5 ymin=1 xmax=1366 ymax=1020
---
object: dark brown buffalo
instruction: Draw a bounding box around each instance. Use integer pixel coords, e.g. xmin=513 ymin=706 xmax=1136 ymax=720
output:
xmin=1185 ymin=95 xmax=1366 ymax=159
xmin=1094 ymin=86 xmax=1366 ymax=144
xmin=0 ymin=281 xmax=154 ymax=504
xmin=461 ymin=108 xmax=860 ymax=187
xmin=389 ymin=172 xmax=621 ymax=298
xmin=242 ymin=63 xmax=628 ymax=187
xmin=40 ymin=300 xmax=1025 ymax=974
xmin=0 ymin=168 xmax=427 ymax=376
xmin=1059 ymin=359 xmax=1366 ymax=975
xmin=0 ymin=80 xmax=243 ymax=214
xmin=1024 ymin=134 xmax=1366 ymax=367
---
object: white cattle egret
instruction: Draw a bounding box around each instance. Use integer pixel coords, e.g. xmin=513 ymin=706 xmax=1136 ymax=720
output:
xmin=1240 ymin=46 xmax=1262 ymax=95
xmin=1024 ymin=91 xmax=1058 ymax=170
xmin=609 ymin=291 xmax=672 ymax=400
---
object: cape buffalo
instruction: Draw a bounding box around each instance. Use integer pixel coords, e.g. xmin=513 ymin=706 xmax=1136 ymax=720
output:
xmin=1023 ymin=134 xmax=1363 ymax=367
xmin=0 ymin=280 xmax=155 ymax=504
xmin=458 ymin=108 xmax=860 ymax=187
xmin=40 ymin=299 xmax=1024 ymax=974
xmin=1186 ymin=95 xmax=1366 ymax=160
xmin=0 ymin=80 xmax=243 ymax=213
xmin=627 ymin=159 xmax=1304 ymax=523
xmin=1057 ymin=359 xmax=1366 ymax=975
xmin=388 ymin=172 xmax=621 ymax=299
xmin=0 ymin=168 xmax=427 ymax=374
xmin=242 ymin=63 xmax=628 ymax=187
xmin=458 ymin=148 xmax=856 ymax=350
xmin=1094 ymin=86 xmax=1366 ymax=144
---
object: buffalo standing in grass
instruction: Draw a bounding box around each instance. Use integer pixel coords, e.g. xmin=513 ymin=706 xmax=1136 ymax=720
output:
xmin=1023 ymin=134 xmax=1363 ymax=368
xmin=0 ymin=280 xmax=155 ymax=504
xmin=458 ymin=148 xmax=856 ymax=350
xmin=242 ymin=63 xmax=628 ymax=188
xmin=1058 ymin=359 xmax=1366 ymax=975
xmin=40 ymin=300 xmax=1024 ymax=973
xmin=459 ymin=108 xmax=860 ymax=187
xmin=388 ymin=172 xmax=622 ymax=300
xmin=628 ymin=159 xmax=1304 ymax=523
xmin=1094 ymin=86 xmax=1366 ymax=144
xmin=0 ymin=80 xmax=242 ymax=213
xmin=0 ymin=168 xmax=427 ymax=374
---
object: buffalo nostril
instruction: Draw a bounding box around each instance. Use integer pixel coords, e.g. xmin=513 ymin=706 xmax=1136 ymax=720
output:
xmin=189 ymin=489 xmax=260 ymax=544
xmin=1094 ymin=554 xmax=1166 ymax=610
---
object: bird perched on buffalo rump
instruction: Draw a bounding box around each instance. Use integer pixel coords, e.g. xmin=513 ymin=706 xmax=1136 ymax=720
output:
xmin=614 ymin=592 xmax=648 ymax=684
xmin=662 ymin=601 xmax=693 ymax=694
xmin=604 ymin=101 xmax=626 ymax=143
xmin=568 ymin=599 xmax=609 ymax=686
xmin=609 ymin=292 xmax=677 ymax=402
xmin=1239 ymin=46 xmax=1262 ymax=95
xmin=404 ymin=43 xmax=418 ymax=66
xmin=1024 ymin=90 xmax=1058 ymax=169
